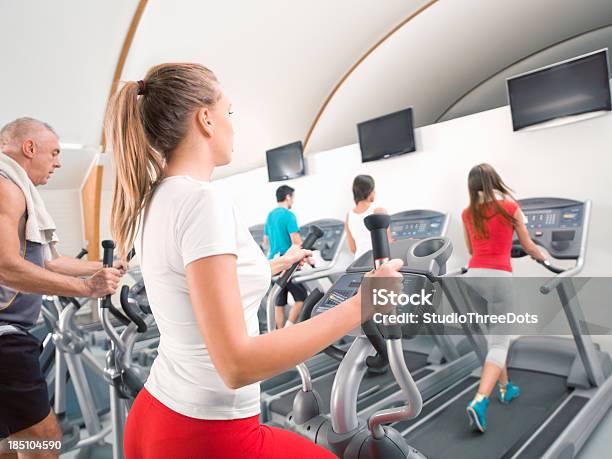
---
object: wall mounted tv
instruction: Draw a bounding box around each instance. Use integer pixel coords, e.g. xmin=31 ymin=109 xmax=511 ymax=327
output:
xmin=266 ymin=141 xmax=305 ymax=182
xmin=507 ymin=49 xmax=611 ymax=131
xmin=357 ymin=107 xmax=416 ymax=163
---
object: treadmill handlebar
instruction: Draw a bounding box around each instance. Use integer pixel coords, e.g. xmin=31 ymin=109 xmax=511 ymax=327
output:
xmin=266 ymin=227 xmax=324 ymax=333
xmin=537 ymin=259 xmax=565 ymax=275
xmin=540 ymin=260 xmax=584 ymax=294
xmin=276 ymin=226 xmax=324 ymax=289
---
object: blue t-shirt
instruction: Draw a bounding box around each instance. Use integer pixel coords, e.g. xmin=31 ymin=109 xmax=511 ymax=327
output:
xmin=264 ymin=207 xmax=299 ymax=259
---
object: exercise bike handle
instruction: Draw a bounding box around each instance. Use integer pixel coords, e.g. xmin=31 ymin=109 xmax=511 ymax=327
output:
xmin=276 ymin=225 xmax=324 ymax=289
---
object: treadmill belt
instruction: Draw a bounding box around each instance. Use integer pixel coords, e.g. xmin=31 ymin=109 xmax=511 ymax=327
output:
xmin=270 ymin=351 xmax=428 ymax=417
xmin=404 ymin=370 xmax=571 ymax=459
xmin=512 ymin=395 xmax=588 ymax=459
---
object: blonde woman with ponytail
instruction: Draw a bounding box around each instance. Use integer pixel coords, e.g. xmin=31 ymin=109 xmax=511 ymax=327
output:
xmin=105 ymin=64 xmax=402 ymax=459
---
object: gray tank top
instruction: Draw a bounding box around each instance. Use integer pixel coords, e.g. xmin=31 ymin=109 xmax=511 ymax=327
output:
xmin=0 ymin=170 xmax=45 ymax=330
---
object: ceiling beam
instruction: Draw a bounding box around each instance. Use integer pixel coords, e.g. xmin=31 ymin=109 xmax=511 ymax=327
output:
xmin=302 ymin=0 xmax=438 ymax=151
xmin=81 ymin=0 xmax=148 ymax=260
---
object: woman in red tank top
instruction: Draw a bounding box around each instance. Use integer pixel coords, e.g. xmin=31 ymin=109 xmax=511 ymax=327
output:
xmin=461 ymin=164 xmax=546 ymax=433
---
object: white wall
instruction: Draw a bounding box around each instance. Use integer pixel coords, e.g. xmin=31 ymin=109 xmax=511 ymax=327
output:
xmin=216 ymin=104 xmax=612 ymax=276
xmin=38 ymin=189 xmax=85 ymax=257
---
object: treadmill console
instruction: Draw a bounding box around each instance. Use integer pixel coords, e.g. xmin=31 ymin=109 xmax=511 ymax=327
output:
xmin=300 ymin=218 xmax=345 ymax=261
xmin=516 ymin=198 xmax=587 ymax=260
xmin=390 ymin=210 xmax=447 ymax=240
xmin=248 ymin=224 xmax=266 ymax=253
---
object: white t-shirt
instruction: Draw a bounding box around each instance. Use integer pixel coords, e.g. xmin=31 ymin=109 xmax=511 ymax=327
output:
xmin=347 ymin=203 xmax=376 ymax=260
xmin=137 ymin=176 xmax=270 ymax=420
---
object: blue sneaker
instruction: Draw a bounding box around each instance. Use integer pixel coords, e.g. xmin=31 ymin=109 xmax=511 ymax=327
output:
xmin=499 ymin=380 xmax=521 ymax=404
xmin=466 ymin=396 xmax=489 ymax=433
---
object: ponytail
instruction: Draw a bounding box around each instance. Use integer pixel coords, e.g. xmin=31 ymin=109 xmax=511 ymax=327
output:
xmin=105 ymin=81 xmax=164 ymax=258
xmin=467 ymin=163 xmax=516 ymax=239
xmin=104 ymin=63 xmax=220 ymax=258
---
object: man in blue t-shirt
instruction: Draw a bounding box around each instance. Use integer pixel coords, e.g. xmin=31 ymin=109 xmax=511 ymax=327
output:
xmin=264 ymin=185 xmax=307 ymax=328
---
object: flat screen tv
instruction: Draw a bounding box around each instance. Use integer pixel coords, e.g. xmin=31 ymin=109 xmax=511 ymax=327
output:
xmin=357 ymin=107 xmax=416 ymax=163
xmin=507 ymin=49 xmax=611 ymax=131
xmin=266 ymin=141 xmax=305 ymax=182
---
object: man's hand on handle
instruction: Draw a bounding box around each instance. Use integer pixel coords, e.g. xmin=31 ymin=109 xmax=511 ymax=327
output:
xmin=83 ymin=267 xmax=122 ymax=298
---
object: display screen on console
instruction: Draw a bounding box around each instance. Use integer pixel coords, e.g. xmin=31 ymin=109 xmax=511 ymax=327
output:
xmin=391 ymin=217 xmax=444 ymax=239
xmin=524 ymin=205 xmax=582 ymax=229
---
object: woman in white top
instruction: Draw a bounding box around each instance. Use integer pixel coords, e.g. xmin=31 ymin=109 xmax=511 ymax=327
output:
xmin=104 ymin=64 xmax=403 ymax=459
xmin=345 ymin=175 xmax=390 ymax=260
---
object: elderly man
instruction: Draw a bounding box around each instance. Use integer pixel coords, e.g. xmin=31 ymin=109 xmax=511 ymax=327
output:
xmin=0 ymin=118 xmax=124 ymax=459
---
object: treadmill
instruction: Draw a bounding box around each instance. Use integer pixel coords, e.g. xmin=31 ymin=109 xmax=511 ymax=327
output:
xmin=263 ymin=210 xmax=478 ymax=425
xmin=392 ymin=198 xmax=612 ymax=459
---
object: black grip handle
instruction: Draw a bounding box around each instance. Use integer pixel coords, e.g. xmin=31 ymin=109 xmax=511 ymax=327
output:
xmin=364 ymin=214 xmax=401 ymax=340
xmin=109 ymin=303 xmax=131 ymax=326
xmin=296 ymin=288 xmax=324 ymax=323
xmin=364 ymin=214 xmax=390 ymax=264
xmin=101 ymin=240 xmax=116 ymax=309
xmin=58 ymin=296 xmax=83 ymax=310
xmin=276 ymin=225 xmax=324 ymax=289
xmin=120 ymin=286 xmax=147 ymax=333
xmin=362 ymin=320 xmax=389 ymax=369
xmin=537 ymin=259 xmax=565 ymax=274
xmin=102 ymin=240 xmax=115 ymax=268
xmin=76 ymin=248 xmax=88 ymax=259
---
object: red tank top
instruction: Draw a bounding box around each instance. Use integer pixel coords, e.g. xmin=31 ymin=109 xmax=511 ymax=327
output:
xmin=462 ymin=200 xmax=518 ymax=272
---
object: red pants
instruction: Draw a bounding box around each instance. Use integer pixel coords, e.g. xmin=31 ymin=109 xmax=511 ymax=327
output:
xmin=124 ymin=388 xmax=337 ymax=459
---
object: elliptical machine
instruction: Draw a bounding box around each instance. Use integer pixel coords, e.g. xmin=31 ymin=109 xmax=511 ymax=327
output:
xmin=98 ymin=241 xmax=153 ymax=459
xmin=272 ymin=214 xmax=456 ymax=458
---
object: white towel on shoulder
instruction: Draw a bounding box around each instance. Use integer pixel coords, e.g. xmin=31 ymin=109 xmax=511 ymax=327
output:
xmin=0 ymin=153 xmax=59 ymax=246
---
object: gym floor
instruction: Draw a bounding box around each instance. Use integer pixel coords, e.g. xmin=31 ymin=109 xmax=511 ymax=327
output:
xmin=63 ymin=336 xmax=612 ymax=458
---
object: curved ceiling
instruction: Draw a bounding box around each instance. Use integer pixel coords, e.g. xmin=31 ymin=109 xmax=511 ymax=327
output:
xmin=439 ymin=24 xmax=612 ymax=122
xmin=2 ymin=0 xmax=611 ymax=187
xmin=121 ymin=0 xmax=429 ymax=179
xmin=306 ymin=0 xmax=612 ymax=155
xmin=0 ymin=0 xmax=139 ymax=146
